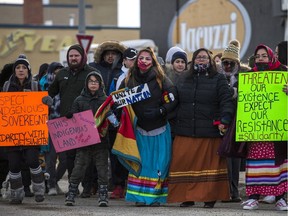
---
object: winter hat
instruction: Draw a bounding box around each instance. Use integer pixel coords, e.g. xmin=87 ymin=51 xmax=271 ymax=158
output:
xmin=171 ymin=51 xmax=188 ymax=64
xmin=13 ymin=55 xmax=31 ymax=74
xmin=221 ymin=40 xmax=240 ymax=63
xmin=123 ymin=48 xmax=138 ymax=60
xmin=165 ymin=46 xmax=185 ymax=64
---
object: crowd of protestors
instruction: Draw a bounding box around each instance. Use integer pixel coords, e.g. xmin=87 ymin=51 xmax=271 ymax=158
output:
xmin=0 ymin=39 xmax=287 ymax=212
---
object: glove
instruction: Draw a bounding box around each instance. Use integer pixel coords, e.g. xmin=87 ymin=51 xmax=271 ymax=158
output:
xmin=65 ymin=112 xmax=73 ymax=119
xmin=162 ymin=91 xmax=175 ymax=104
xmin=143 ymin=107 xmax=166 ymax=119
xmin=42 ymin=96 xmax=53 ymax=107
xmin=111 ymin=102 xmax=120 ymax=111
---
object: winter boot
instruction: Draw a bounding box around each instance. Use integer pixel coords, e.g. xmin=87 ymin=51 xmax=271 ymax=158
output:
xmin=98 ymin=185 xmax=108 ymax=207
xmin=30 ymin=167 xmax=45 ymax=202
xmin=65 ymin=183 xmax=78 ymax=206
xmin=10 ymin=187 xmax=25 ymax=204
xmin=9 ymin=172 xmax=24 ymax=204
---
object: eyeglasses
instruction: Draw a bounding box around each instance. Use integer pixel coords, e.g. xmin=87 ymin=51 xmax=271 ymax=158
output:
xmin=222 ymin=61 xmax=236 ymax=67
xmin=88 ymin=80 xmax=100 ymax=84
xmin=254 ymin=54 xmax=269 ymax=59
xmin=195 ymin=56 xmax=209 ymax=60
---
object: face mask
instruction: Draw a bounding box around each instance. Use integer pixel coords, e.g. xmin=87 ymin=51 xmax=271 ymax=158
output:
xmin=194 ymin=63 xmax=210 ymax=73
xmin=255 ymin=62 xmax=270 ymax=71
xmin=138 ymin=60 xmax=152 ymax=71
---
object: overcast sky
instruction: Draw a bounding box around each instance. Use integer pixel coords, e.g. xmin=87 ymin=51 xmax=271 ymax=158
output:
xmin=0 ymin=0 xmax=140 ymax=27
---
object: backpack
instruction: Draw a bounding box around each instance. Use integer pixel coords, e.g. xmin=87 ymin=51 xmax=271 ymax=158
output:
xmin=2 ymin=80 xmax=38 ymax=92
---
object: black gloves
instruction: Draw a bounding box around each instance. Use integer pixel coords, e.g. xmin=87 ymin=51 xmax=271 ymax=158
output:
xmin=143 ymin=107 xmax=166 ymax=119
xmin=42 ymin=96 xmax=53 ymax=107
xmin=65 ymin=112 xmax=73 ymax=119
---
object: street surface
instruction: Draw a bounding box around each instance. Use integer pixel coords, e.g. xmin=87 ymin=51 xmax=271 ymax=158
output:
xmin=0 ymin=172 xmax=285 ymax=216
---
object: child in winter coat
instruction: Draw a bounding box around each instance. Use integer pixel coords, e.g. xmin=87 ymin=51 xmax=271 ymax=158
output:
xmin=64 ymin=71 xmax=109 ymax=207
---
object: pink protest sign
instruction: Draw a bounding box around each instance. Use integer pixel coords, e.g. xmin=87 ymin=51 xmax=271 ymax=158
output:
xmin=47 ymin=110 xmax=101 ymax=153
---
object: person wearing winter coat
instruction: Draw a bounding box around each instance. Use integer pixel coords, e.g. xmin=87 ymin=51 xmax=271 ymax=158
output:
xmin=40 ymin=62 xmax=66 ymax=196
xmin=165 ymin=51 xmax=188 ymax=85
xmin=217 ymin=40 xmax=251 ymax=203
xmin=167 ymin=48 xmax=234 ymax=208
xmin=119 ymin=47 xmax=178 ymax=207
xmin=89 ymin=40 xmax=126 ymax=95
xmin=88 ymin=40 xmax=126 ymax=197
xmin=48 ymin=44 xmax=97 ymax=180
xmin=64 ymin=71 xmax=109 ymax=207
xmin=240 ymin=44 xmax=288 ymax=211
xmin=2 ymin=56 xmax=45 ymax=204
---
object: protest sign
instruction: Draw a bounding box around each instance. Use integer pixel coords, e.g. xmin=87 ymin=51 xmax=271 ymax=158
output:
xmin=0 ymin=92 xmax=49 ymax=146
xmin=112 ymin=83 xmax=151 ymax=108
xmin=47 ymin=110 xmax=101 ymax=153
xmin=236 ymin=71 xmax=288 ymax=142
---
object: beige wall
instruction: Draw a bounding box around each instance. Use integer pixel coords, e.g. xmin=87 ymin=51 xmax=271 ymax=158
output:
xmin=0 ymin=27 xmax=139 ymax=73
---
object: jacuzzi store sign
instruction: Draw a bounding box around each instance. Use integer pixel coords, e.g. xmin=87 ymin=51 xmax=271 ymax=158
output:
xmin=168 ymin=0 xmax=251 ymax=58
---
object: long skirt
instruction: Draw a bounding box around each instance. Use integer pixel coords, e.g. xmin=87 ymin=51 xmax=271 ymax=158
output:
xmin=125 ymin=125 xmax=172 ymax=204
xmin=246 ymin=142 xmax=288 ymax=196
xmin=167 ymin=136 xmax=230 ymax=203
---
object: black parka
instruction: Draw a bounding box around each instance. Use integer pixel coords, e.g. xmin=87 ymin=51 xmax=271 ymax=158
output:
xmin=48 ymin=64 xmax=96 ymax=116
xmin=174 ymin=71 xmax=234 ymax=138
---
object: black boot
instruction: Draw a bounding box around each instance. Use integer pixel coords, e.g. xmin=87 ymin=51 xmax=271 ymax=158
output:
xmin=180 ymin=201 xmax=195 ymax=207
xmin=65 ymin=183 xmax=78 ymax=206
xmin=98 ymin=185 xmax=108 ymax=207
xmin=24 ymin=186 xmax=34 ymax=197
xmin=204 ymin=201 xmax=216 ymax=208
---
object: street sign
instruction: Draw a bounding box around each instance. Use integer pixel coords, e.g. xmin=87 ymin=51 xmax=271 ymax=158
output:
xmin=76 ymin=34 xmax=94 ymax=53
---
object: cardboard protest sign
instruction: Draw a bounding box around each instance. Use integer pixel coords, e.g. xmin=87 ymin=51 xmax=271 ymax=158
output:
xmin=236 ymin=71 xmax=288 ymax=142
xmin=0 ymin=92 xmax=49 ymax=146
xmin=47 ymin=110 xmax=101 ymax=153
xmin=112 ymin=83 xmax=151 ymax=108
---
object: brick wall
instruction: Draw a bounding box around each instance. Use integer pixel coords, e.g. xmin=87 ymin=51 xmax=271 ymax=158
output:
xmin=23 ymin=0 xmax=43 ymax=24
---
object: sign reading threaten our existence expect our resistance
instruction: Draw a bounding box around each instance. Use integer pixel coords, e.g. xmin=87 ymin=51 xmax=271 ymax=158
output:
xmin=0 ymin=92 xmax=49 ymax=146
xmin=236 ymin=71 xmax=288 ymax=142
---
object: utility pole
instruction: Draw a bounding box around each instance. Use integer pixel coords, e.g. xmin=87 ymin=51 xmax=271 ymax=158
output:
xmin=79 ymin=0 xmax=85 ymax=34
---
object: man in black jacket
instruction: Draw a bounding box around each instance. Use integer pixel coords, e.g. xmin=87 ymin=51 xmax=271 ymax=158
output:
xmin=48 ymin=44 xmax=98 ymax=181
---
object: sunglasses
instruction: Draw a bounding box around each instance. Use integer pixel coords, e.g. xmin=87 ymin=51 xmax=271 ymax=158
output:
xmin=222 ymin=61 xmax=235 ymax=67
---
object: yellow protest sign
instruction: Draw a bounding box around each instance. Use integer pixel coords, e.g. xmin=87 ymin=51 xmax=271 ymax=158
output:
xmin=236 ymin=71 xmax=288 ymax=142
xmin=0 ymin=92 xmax=49 ymax=146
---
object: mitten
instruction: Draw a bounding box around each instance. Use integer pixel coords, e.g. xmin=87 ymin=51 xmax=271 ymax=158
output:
xmin=42 ymin=96 xmax=53 ymax=107
xmin=65 ymin=112 xmax=73 ymax=119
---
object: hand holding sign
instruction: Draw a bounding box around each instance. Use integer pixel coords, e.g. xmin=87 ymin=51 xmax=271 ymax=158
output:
xmin=111 ymin=83 xmax=151 ymax=108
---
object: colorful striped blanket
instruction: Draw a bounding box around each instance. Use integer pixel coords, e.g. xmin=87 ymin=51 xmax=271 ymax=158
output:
xmin=95 ymin=94 xmax=142 ymax=177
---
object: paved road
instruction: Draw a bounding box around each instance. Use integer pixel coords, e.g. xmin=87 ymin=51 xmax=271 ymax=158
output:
xmin=0 ymin=172 xmax=285 ymax=216
xmin=0 ymin=194 xmax=283 ymax=216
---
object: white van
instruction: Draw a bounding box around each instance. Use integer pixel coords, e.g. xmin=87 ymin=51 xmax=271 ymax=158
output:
xmin=59 ymin=39 xmax=158 ymax=67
